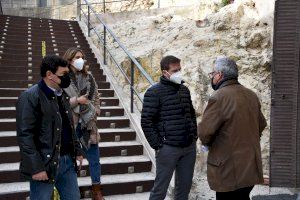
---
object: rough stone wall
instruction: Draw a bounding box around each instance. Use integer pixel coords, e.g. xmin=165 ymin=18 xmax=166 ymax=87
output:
xmin=87 ymin=0 xmax=155 ymax=13
xmin=89 ymin=0 xmax=275 ymax=198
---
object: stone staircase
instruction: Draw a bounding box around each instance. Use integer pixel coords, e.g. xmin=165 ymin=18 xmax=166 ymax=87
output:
xmin=0 ymin=15 xmax=155 ymax=199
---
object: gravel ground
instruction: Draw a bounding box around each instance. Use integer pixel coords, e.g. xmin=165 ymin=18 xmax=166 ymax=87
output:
xmin=189 ymin=173 xmax=299 ymax=200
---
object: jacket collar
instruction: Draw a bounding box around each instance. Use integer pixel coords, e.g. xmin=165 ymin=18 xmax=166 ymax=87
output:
xmin=218 ymin=79 xmax=240 ymax=90
xmin=160 ymin=76 xmax=183 ymax=88
xmin=38 ymin=79 xmax=56 ymax=99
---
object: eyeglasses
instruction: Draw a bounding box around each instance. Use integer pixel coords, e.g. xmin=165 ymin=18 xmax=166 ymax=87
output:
xmin=208 ymin=71 xmax=216 ymax=78
xmin=208 ymin=71 xmax=222 ymax=78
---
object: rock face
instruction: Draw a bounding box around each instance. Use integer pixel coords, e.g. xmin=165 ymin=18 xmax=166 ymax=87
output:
xmin=90 ymin=0 xmax=274 ymax=198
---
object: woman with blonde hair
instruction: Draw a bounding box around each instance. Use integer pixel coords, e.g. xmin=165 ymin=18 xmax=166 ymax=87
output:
xmin=63 ymin=47 xmax=104 ymax=200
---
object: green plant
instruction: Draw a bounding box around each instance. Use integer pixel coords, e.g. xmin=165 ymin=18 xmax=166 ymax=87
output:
xmin=221 ymin=0 xmax=230 ymax=7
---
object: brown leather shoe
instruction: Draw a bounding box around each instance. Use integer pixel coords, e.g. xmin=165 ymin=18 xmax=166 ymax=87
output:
xmin=91 ymin=184 xmax=105 ymax=200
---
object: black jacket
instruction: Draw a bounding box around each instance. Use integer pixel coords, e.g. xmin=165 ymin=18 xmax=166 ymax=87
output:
xmin=16 ymin=80 xmax=83 ymax=182
xmin=141 ymin=76 xmax=197 ymax=150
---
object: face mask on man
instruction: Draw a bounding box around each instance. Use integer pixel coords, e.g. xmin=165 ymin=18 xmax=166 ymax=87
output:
xmin=56 ymin=73 xmax=71 ymax=88
xmin=211 ymin=77 xmax=217 ymax=91
xmin=167 ymin=71 xmax=183 ymax=84
xmin=73 ymin=58 xmax=84 ymax=71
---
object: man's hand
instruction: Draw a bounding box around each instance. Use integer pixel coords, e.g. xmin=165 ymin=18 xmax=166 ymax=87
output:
xmin=32 ymin=171 xmax=48 ymax=181
xmin=76 ymin=156 xmax=83 ymax=170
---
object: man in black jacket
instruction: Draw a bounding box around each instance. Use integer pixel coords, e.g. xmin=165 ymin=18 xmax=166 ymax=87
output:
xmin=16 ymin=55 xmax=84 ymax=200
xmin=141 ymin=55 xmax=197 ymax=200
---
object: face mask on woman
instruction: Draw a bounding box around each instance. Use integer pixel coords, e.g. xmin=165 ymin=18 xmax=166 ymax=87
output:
xmin=73 ymin=58 xmax=84 ymax=71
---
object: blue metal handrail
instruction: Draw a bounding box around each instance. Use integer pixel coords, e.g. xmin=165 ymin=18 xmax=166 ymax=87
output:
xmin=78 ymin=0 xmax=155 ymax=113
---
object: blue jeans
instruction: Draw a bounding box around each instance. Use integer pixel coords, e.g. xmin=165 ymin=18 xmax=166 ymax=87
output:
xmin=76 ymin=123 xmax=101 ymax=184
xmin=30 ymin=155 xmax=80 ymax=200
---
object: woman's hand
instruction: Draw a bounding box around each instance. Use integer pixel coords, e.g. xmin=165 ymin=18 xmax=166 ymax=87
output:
xmin=96 ymin=106 xmax=101 ymax=116
xmin=77 ymin=95 xmax=89 ymax=105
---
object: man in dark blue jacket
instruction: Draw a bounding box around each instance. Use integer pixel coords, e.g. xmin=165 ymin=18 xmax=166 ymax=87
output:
xmin=141 ymin=55 xmax=197 ymax=200
xmin=16 ymin=55 xmax=84 ymax=200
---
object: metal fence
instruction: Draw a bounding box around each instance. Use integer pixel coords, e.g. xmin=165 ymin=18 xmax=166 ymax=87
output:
xmin=78 ymin=0 xmax=155 ymax=113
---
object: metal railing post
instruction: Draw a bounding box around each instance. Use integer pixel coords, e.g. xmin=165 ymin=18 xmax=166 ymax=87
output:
xmin=103 ymin=26 xmax=107 ymax=65
xmin=77 ymin=0 xmax=81 ymax=21
xmin=130 ymin=60 xmax=134 ymax=113
xmin=103 ymin=0 xmax=107 ymax=64
xmin=0 ymin=0 xmax=3 ymax=15
xmin=103 ymin=0 xmax=106 ymax=13
xmin=87 ymin=5 xmax=90 ymax=36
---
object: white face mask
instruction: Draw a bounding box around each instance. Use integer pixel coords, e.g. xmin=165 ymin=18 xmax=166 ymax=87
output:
xmin=168 ymin=71 xmax=183 ymax=84
xmin=73 ymin=58 xmax=84 ymax=71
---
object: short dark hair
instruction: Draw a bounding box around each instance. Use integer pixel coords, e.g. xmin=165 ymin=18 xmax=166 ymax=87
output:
xmin=40 ymin=55 xmax=68 ymax=77
xmin=160 ymin=55 xmax=181 ymax=71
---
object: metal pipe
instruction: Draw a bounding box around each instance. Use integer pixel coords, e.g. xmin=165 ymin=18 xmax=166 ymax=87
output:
xmin=87 ymin=5 xmax=90 ymax=36
xmin=103 ymin=26 xmax=107 ymax=65
xmin=130 ymin=60 xmax=134 ymax=113
xmin=103 ymin=0 xmax=107 ymax=64
xmin=0 ymin=0 xmax=3 ymax=15
xmin=103 ymin=0 xmax=106 ymax=13
xmin=77 ymin=0 xmax=81 ymax=20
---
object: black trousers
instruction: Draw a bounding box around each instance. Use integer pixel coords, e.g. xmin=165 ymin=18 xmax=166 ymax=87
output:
xmin=216 ymin=186 xmax=254 ymax=200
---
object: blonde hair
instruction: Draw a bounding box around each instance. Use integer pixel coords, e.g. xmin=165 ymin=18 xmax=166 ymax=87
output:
xmin=63 ymin=47 xmax=88 ymax=76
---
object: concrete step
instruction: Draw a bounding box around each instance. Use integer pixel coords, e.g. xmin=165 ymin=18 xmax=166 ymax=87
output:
xmin=1 ymin=35 xmax=88 ymax=44
xmin=0 ymin=115 xmax=129 ymax=131
xmin=0 ymin=15 xmax=81 ymax=25
xmin=0 ymin=49 xmax=96 ymax=59
xmin=102 ymin=192 xmax=151 ymax=200
xmin=103 ymin=192 xmax=151 ymax=200
xmin=0 ymin=140 xmax=143 ymax=164
xmin=0 ymin=47 xmax=93 ymax=58
xmin=0 ymin=80 xmax=109 ymax=89
xmin=0 ymin=31 xmax=85 ymax=41
xmin=0 ymin=106 xmax=124 ymax=119
xmin=0 ymin=67 xmax=103 ymax=76
xmin=0 ymin=73 xmax=106 ymax=82
xmin=0 ymin=88 xmax=114 ymax=97
xmin=0 ymin=67 xmax=102 ymax=78
xmin=0 ymin=14 xmax=154 ymax=200
xmin=0 ymin=25 xmax=84 ymax=35
xmin=0 ymin=41 xmax=91 ymax=51
xmin=103 ymin=193 xmax=171 ymax=200
xmin=0 ymin=97 xmax=119 ymax=107
xmin=0 ymin=43 xmax=92 ymax=52
xmin=0 ymin=38 xmax=91 ymax=49
xmin=0 ymin=38 xmax=88 ymax=48
xmin=0 ymin=128 xmax=135 ymax=147
xmin=0 ymin=172 xmax=155 ymax=199
xmin=0 ymin=155 xmax=151 ymax=183
xmin=0 ymin=48 xmax=95 ymax=58
xmin=0 ymin=97 xmax=18 ymax=107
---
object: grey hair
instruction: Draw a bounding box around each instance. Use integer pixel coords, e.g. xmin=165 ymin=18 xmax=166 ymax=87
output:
xmin=215 ymin=56 xmax=238 ymax=79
